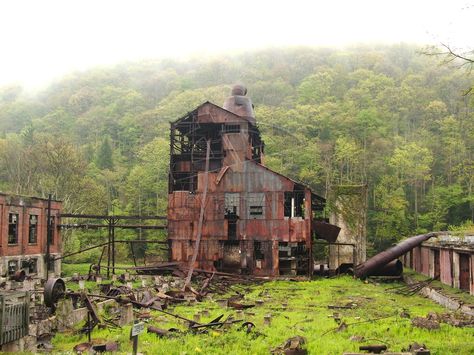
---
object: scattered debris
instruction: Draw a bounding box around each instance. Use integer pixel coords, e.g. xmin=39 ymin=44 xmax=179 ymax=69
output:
xmin=147 ymin=326 xmax=171 ymax=337
xmin=336 ymin=322 xmax=348 ymax=332
xmin=401 ymin=342 xmax=431 ymax=355
xmin=73 ymin=342 xmax=92 ymax=354
xmin=349 ymin=335 xmax=365 ymax=342
xmin=399 ymin=309 xmax=410 ymax=318
xmin=411 ymin=316 xmax=440 ymax=330
xmin=412 ymin=312 xmax=474 ymax=328
xmin=92 ymin=341 xmax=119 ymax=353
xmin=241 ymin=321 xmax=255 ymax=334
xmin=387 ymin=278 xmax=437 ymax=296
xmin=271 ymin=336 xmax=307 ymax=355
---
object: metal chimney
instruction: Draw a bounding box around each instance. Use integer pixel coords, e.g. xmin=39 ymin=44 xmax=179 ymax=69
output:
xmin=223 ymin=84 xmax=256 ymax=125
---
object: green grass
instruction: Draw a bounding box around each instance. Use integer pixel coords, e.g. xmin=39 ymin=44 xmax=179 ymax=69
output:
xmin=52 ymin=276 xmax=474 ymax=355
xmin=61 ymin=262 xmax=92 ymax=277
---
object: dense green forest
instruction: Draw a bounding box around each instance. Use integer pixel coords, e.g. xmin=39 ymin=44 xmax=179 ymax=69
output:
xmin=1 ymin=44 xmax=473 ymax=255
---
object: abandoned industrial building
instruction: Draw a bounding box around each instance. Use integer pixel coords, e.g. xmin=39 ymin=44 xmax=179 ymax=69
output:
xmin=0 ymin=193 xmax=62 ymax=281
xmin=401 ymin=234 xmax=474 ymax=295
xmin=167 ymin=85 xmax=347 ymax=276
xmin=1 ymin=84 xmax=473 ymax=353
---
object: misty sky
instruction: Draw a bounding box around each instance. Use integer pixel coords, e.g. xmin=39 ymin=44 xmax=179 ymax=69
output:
xmin=0 ymin=0 xmax=472 ymax=89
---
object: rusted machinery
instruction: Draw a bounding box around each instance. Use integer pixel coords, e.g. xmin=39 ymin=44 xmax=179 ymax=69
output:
xmin=354 ymin=232 xmax=443 ymax=278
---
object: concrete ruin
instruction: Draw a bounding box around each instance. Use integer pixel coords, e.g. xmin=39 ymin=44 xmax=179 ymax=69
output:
xmin=401 ymin=234 xmax=474 ymax=295
xmin=328 ymin=185 xmax=368 ymax=270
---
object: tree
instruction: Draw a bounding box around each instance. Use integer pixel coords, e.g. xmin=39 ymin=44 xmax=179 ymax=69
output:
xmin=95 ymin=136 xmax=114 ymax=170
xmin=389 ymin=142 xmax=433 ymax=229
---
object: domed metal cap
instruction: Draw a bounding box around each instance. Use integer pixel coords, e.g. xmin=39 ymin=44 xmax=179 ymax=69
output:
xmin=223 ymin=84 xmax=255 ymax=124
xmin=231 ymin=84 xmax=247 ymax=96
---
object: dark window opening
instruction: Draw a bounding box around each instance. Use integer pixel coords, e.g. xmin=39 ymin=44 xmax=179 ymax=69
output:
xmin=8 ymin=260 xmax=18 ymax=275
xmin=224 ymin=124 xmax=241 ymax=133
xmin=227 ymin=220 xmax=237 ymax=240
xmin=29 ymin=215 xmax=38 ymax=244
xmin=171 ymin=172 xmax=197 ymax=192
xmin=8 ymin=213 xmax=18 ymax=244
xmin=284 ymin=191 xmax=305 ymax=218
xmin=279 ymin=242 xmax=309 ymax=276
xmin=249 ymin=206 xmax=263 ymax=216
xmin=225 ymin=193 xmax=239 ymax=240
xmin=254 ymin=241 xmax=264 ymax=260
xmin=217 ymin=240 xmax=241 ymax=273
xmin=48 ymin=258 xmax=55 ymax=272
xmin=169 ymin=122 xmax=224 ymax=193
xmin=22 ymin=259 xmax=37 ymax=274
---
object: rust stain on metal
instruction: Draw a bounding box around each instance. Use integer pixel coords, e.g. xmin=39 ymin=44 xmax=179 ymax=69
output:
xmin=168 ymin=85 xmax=332 ymax=276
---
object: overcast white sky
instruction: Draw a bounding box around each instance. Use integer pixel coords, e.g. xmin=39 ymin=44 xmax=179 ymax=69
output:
xmin=0 ymin=0 xmax=472 ymax=89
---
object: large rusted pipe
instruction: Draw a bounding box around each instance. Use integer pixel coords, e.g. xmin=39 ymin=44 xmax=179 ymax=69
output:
xmin=365 ymin=259 xmax=403 ymax=277
xmin=354 ymin=232 xmax=444 ymax=278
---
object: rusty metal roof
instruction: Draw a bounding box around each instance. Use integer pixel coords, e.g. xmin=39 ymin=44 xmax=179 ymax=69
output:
xmin=170 ymin=101 xmax=255 ymax=125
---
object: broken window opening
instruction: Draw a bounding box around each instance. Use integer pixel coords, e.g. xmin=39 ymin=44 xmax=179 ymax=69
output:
xmin=22 ymin=259 xmax=38 ymax=274
xmin=170 ymin=122 xmax=223 ymax=193
xmin=247 ymin=193 xmax=265 ymax=219
xmin=171 ymin=172 xmax=197 ymax=192
xmin=29 ymin=214 xmax=38 ymax=244
xmin=8 ymin=213 xmax=18 ymax=244
xmin=249 ymin=206 xmax=263 ymax=216
xmin=254 ymin=241 xmax=265 ymax=260
xmin=48 ymin=258 xmax=55 ymax=272
xmin=278 ymin=242 xmax=308 ymax=276
xmin=225 ymin=193 xmax=239 ymax=240
xmin=8 ymin=260 xmax=18 ymax=275
xmin=284 ymin=191 xmax=305 ymax=218
xmin=218 ymin=240 xmax=241 ymax=273
xmin=225 ymin=193 xmax=239 ymax=215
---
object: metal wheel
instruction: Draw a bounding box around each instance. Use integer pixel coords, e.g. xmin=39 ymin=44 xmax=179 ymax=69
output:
xmin=44 ymin=278 xmax=66 ymax=307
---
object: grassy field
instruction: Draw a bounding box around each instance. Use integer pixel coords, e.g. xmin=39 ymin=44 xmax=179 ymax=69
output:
xmin=51 ymin=274 xmax=474 ymax=354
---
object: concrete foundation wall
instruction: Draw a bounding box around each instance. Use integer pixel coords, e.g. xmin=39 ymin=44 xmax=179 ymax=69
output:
xmin=0 ymin=253 xmax=61 ymax=280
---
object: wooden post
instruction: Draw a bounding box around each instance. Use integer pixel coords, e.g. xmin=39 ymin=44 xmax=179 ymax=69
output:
xmin=184 ymin=139 xmax=210 ymax=289
xmin=130 ymin=320 xmax=144 ymax=355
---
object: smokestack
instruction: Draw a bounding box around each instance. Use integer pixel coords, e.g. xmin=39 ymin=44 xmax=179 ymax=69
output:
xmin=223 ymin=84 xmax=255 ymax=125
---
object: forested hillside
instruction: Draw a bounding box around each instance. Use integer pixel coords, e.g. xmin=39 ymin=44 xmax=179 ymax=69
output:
xmin=1 ymin=44 xmax=473 ymax=253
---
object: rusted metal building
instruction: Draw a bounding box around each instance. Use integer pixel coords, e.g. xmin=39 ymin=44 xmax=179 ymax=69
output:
xmin=401 ymin=234 xmax=474 ymax=295
xmin=0 ymin=193 xmax=62 ymax=280
xmin=168 ymin=85 xmax=326 ymax=276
